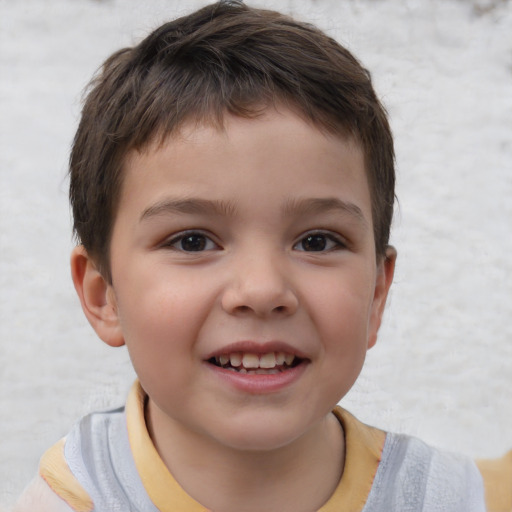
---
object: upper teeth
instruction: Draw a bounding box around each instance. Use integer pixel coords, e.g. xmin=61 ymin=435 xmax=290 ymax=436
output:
xmin=215 ymin=352 xmax=295 ymax=369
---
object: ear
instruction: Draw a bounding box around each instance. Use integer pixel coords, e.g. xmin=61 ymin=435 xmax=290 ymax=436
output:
xmin=70 ymin=245 xmax=125 ymax=347
xmin=367 ymin=245 xmax=396 ymax=349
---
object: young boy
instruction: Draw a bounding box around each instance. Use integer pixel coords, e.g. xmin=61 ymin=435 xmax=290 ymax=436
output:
xmin=14 ymin=1 xmax=511 ymax=511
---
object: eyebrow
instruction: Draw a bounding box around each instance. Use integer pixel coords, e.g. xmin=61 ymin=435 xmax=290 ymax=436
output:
xmin=282 ymin=197 xmax=369 ymax=226
xmin=140 ymin=196 xmax=368 ymax=227
xmin=140 ymin=197 xmax=237 ymax=222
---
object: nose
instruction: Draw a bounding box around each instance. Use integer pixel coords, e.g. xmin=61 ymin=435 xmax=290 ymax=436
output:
xmin=221 ymin=251 xmax=299 ymax=318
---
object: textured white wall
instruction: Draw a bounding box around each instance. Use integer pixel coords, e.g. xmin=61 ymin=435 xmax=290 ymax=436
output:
xmin=1 ymin=0 xmax=511 ymax=507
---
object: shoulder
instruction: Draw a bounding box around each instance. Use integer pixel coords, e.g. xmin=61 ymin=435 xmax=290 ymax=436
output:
xmin=332 ymin=408 xmax=486 ymax=511
xmin=369 ymin=432 xmax=486 ymax=511
xmin=476 ymin=449 xmax=512 ymax=512
xmin=13 ymin=475 xmax=76 ymax=512
xmin=13 ymin=439 xmax=93 ymax=512
xmin=337 ymin=407 xmax=511 ymax=512
xmin=14 ymin=405 xmax=128 ymax=512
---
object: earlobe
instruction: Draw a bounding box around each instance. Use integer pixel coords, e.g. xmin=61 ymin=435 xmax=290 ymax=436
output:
xmin=70 ymin=246 xmax=125 ymax=347
xmin=367 ymin=245 xmax=397 ymax=349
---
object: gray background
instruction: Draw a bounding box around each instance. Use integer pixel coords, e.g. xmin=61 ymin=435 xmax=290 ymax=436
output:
xmin=1 ymin=0 xmax=511 ymax=508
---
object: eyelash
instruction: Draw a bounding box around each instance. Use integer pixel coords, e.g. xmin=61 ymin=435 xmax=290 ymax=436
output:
xmin=163 ymin=231 xmax=219 ymax=252
xmin=162 ymin=230 xmax=346 ymax=253
xmin=293 ymin=231 xmax=346 ymax=252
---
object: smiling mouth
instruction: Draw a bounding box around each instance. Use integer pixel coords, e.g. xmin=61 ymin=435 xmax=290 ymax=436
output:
xmin=208 ymin=352 xmax=302 ymax=375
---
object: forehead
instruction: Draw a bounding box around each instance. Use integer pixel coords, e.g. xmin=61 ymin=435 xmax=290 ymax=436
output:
xmin=119 ymin=108 xmax=372 ymax=225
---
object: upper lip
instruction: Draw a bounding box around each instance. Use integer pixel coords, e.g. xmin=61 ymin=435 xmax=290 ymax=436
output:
xmin=203 ymin=340 xmax=309 ymax=360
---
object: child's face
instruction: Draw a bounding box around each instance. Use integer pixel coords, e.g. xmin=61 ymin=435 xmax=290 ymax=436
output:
xmin=92 ymin=107 xmax=394 ymax=451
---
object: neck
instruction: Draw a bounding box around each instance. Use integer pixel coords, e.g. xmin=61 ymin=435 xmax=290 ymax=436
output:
xmin=146 ymin=402 xmax=345 ymax=512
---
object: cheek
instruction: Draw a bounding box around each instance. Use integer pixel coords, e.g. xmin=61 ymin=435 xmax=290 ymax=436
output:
xmin=307 ymin=273 xmax=375 ymax=339
xmin=114 ymin=274 xmax=204 ymax=352
xmin=115 ymin=278 xmax=207 ymax=403
xmin=316 ymin=290 xmax=370 ymax=391
xmin=306 ymin=272 xmax=375 ymax=383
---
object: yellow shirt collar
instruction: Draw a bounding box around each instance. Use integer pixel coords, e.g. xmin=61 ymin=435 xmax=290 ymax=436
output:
xmin=126 ymin=381 xmax=386 ymax=512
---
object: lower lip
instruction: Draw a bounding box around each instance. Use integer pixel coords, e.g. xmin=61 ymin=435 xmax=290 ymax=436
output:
xmin=206 ymin=362 xmax=308 ymax=394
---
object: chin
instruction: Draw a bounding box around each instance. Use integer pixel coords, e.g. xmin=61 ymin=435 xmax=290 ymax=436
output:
xmin=213 ymin=417 xmax=308 ymax=453
xmin=224 ymin=434 xmax=296 ymax=453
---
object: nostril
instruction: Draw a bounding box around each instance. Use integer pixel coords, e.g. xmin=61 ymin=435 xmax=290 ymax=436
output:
xmin=221 ymin=285 xmax=299 ymax=317
xmin=236 ymin=304 xmax=288 ymax=315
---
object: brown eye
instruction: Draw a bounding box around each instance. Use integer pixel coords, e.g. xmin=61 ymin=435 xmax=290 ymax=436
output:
xmin=294 ymin=232 xmax=344 ymax=252
xmin=166 ymin=232 xmax=218 ymax=252
xmin=180 ymin=234 xmax=207 ymax=251
xmin=302 ymin=234 xmax=327 ymax=251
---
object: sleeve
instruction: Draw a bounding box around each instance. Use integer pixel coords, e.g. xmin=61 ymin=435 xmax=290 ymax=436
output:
xmin=13 ymin=475 xmax=77 ymax=512
xmin=13 ymin=439 xmax=94 ymax=512
xmin=476 ymin=450 xmax=512 ymax=512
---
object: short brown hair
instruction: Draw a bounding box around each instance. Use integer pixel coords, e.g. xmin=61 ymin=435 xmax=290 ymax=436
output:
xmin=70 ymin=0 xmax=395 ymax=280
